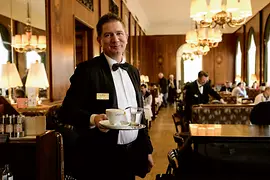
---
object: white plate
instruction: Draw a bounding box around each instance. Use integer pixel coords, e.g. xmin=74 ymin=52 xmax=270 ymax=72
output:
xmin=99 ymin=120 xmax=146 ymax=130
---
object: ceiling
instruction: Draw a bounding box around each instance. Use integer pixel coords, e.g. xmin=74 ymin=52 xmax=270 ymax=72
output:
xmin=126 ymin=0 xmax=270 ymax=35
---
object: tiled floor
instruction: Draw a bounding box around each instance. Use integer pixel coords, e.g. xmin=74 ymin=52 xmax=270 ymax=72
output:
xmin=137 ymin=105 xmax=176 ymax=180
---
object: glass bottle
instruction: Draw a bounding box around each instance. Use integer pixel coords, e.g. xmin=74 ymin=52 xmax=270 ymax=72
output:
xmin=5 ymin=116 xmax=13 ymax=138
xmin=14 ymin=115 xmax=23 ymax=138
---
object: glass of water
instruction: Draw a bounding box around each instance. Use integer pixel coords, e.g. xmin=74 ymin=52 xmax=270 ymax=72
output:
xmin=129 ymin=107 xmax=144 ymax=126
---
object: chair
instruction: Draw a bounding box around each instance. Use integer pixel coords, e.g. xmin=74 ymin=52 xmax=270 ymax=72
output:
xmin=250 ymin=101 xmax=270 ymax=125
xmin=172 ymin=113 xmax=182 ymax=133
xmin=46 ymin=105 xmax=78 ymax=179
xmin=166 ymin=149 xmax=179 ymax=175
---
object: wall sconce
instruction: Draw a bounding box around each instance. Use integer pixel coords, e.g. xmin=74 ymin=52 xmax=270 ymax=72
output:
xmin=25 ymin=61 xmax=49 ymax=106
xmin=0 ymin=63 xmax=23 ymax=103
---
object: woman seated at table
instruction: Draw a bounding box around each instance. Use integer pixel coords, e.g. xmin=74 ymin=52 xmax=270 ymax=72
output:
xmin=231 ymin=82 xmax=247 ymax=97
xmin=141 ymin=84 xmax=153 ymax=124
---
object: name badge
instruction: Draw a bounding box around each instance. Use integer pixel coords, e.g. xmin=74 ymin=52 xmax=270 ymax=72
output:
xmin=96 ymin=93 xmax=109 ymax=100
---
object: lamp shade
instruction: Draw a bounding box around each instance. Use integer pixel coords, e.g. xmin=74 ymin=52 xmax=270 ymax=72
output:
xmin=145 ymin=76 xmax=149 ymax=83
xmin=235 ymin=75 xmax=241 ymax=82
xmin=0 ymin=63 xmax=23 ymax=88
xmin=25 ymin=62 xmax=49 ymax=88
xmin=251 ymin=74 xmax=257 ymax=81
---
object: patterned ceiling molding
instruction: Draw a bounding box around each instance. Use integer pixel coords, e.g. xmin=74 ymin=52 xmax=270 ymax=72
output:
xmin=77 ymin=0 xmax=94 ymax=11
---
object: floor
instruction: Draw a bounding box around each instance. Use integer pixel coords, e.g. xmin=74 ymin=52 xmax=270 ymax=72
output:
xmin=137 ymin=105 xmax=176 ymax=180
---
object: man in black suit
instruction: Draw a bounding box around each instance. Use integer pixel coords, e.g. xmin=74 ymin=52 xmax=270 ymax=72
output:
xmin=184 ymin=71 xmax=225 ymax=121
xmin=59 ymin=13 xmax=153 ymax=180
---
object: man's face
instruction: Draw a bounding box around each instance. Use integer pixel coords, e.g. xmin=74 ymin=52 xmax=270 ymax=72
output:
xmin=158 ymin=73 xmax=163 ymax=79
xmin=97 ymin=21 xmax=128 ymax=60
xmin=265 ymin=89 xmax=270 ymax=96
xmin=141 ymin=86 xmax=146 ymax=94
xmin=198 ymin=76 xmax=208 ymax=85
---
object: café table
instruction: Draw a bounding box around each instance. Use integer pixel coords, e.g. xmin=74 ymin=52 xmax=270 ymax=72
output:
xmin=189 ymin=124 xmax=270 ymax=152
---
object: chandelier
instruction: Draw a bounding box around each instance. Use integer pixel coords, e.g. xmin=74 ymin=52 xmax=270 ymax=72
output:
xmin=185 ymin=27 xmax=222 ymax=55
xmin=12 ymin=1 xmax=46 ymax=53
xmin=190 ymin=0 xmax=252 ymax=28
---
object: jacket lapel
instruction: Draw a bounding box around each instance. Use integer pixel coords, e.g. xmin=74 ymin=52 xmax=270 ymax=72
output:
xmin=99 ymin=53 xmax=118 ymax=109
xmin=126 ymin=66 xmax=143 ymax=108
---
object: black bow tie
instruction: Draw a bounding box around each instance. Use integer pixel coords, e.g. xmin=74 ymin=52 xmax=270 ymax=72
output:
xmin=112 ymin=63 xmax=129 ymax=71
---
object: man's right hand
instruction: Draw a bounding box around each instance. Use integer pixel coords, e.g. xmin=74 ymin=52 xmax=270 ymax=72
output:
xmin=94 ymin=114 xmax=109 ymax=133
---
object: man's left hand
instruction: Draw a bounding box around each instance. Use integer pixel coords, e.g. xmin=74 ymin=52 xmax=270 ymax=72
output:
xmin=147 ymin=154 xmax=154 ymax=172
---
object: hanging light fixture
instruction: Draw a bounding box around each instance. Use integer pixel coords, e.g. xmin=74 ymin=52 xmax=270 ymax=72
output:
xmin=190 ymin=0 xmax=252 ymax=28
xmin=185 ymin=27 xmax=222 ymax=55
xmin=12 ymin=0 xmax=46 ymax=53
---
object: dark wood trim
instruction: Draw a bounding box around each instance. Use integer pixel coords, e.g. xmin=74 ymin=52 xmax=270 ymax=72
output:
xmin=259 ymin=10 xmax=263 ymax=84
xmin=45 ymin=0 xmax=52 ymax=102
xmin=263 ymin=15 xmax=270 ymax=82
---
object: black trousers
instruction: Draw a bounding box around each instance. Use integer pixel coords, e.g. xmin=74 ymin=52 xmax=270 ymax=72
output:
xmin=74 ymin=137 xmax=136 ymax=180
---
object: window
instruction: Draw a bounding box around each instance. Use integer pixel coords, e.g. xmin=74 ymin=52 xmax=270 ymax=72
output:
xmin=247 ymin=33 xmax=256 ymax=87
xmin=235 ymin=41 xmax=242 ymax=77
xmin=183 ymin=55 xmax=202 ymax=83
xmin=26 ymin=51 xmax=41 ymax=69
xmin=0 ymin=33 xmax=8 ymax=74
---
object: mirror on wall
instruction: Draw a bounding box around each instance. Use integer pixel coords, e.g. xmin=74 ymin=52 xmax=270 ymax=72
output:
xmin=0 ymin=0 xmax=48 ymax=101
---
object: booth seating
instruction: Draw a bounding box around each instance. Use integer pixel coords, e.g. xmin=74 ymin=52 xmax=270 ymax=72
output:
xmin=192 ymin=104 xmax=255 ymax=124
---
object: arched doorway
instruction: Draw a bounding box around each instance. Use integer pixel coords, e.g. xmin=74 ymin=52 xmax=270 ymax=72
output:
xmin=176 ymin=44 xmax=203 ymax=89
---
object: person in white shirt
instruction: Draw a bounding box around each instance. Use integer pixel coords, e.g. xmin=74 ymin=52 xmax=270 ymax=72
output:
xmin=141 ymin=84 xmax=153 ymax=124
xmin=232 ymin=82 xmax=247 ymax=97
xmin=59 ymin=13 xmax=153 ymax=180
xmin=254 ymin=86 xmax=270 ymax=104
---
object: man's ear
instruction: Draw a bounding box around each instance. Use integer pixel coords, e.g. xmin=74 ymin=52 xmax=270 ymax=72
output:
xmin=97 ymin=36 xmax=101 ymax=46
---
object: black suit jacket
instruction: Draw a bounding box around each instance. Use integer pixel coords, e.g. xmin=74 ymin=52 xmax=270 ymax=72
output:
xmin=184 ymin=80 xmax=221 ymax=121
xmin=59 ymin=53 xmax=153 ymax=177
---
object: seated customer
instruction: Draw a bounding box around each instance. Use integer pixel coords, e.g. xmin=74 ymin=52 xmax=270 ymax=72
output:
xmin=254 ymin=86 xmax=270 ymax=105
xmin=220 ymin=81 xmax=233 ymax=92
xmin=141 ymin=84 xmax=153 ymax=123
xmin=231 ymin=82 xmax=247 ymax=97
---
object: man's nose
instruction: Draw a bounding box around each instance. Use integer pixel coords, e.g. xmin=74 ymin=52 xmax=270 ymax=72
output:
xmin=111 ymin=33 xmax=119 ymax=42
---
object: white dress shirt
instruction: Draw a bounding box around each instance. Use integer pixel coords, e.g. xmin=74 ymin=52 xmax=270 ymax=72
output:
xmin=90 ymin=54 xmax=138 ymax=145
xmin=197 ymin=81 xmax=204 ymax=94
xmin=254 ymin=93 xmax=270 ymax=105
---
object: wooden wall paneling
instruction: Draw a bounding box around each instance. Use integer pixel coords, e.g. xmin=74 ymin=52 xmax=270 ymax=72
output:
xmin=130 ymin=14 xmax=135 ymax=65
xmin=141 ymin=35 xmax=186 ymax=83
xmin=48 ymin=0 xmax=74 ymax=101
xmin=113 ymin=0 xmax=121 ymax=16
xmin=48 ymin=0 xmax=99 ymax=101
xmin=245 ymin=13 xmax=260 ymax=85
xmin=74 ymin=0 xmax=99 ymax=57
xmin=135 ymin=22 xmax=140 ymax=69
xmin=203 ymin=34 xmax=236 ymax=85
xmin=121 ymin=2 xmax=130 ymax=63
xmin=100 ymin=0 xmax=109 ymax=17
xmin=262 ymin=3 xmax=270 ymax=82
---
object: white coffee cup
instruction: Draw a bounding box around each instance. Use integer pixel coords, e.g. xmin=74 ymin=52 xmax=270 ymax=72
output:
xmin=106 ymin=109 xmax=125 ymax=125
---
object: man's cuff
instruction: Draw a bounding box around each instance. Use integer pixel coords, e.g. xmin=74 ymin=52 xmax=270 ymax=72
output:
xmin=89 ymin=114 xmax=97 ymax=128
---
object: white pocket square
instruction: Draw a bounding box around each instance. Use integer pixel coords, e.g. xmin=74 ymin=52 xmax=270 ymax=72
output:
xmin=194 ymin=94 xmax=198 ymax=98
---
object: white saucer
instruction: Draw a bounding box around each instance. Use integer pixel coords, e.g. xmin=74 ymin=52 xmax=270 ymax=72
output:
xmin=99 ymin=120 xmax=146 ymax=130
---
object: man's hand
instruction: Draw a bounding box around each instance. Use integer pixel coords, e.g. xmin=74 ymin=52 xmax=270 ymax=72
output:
xmin=147 ymin=154 xmax=154 ymax=172
xmin=94 ymin=114 xmax=109 ymax=133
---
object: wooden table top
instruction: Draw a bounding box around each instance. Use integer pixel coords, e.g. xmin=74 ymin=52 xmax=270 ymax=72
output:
xmin=189 ymin=124 xmax=270 ymax=138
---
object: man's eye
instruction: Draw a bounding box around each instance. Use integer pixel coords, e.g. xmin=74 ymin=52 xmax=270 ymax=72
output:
xmin=104 ymin=34 xmax=110 ymax=37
